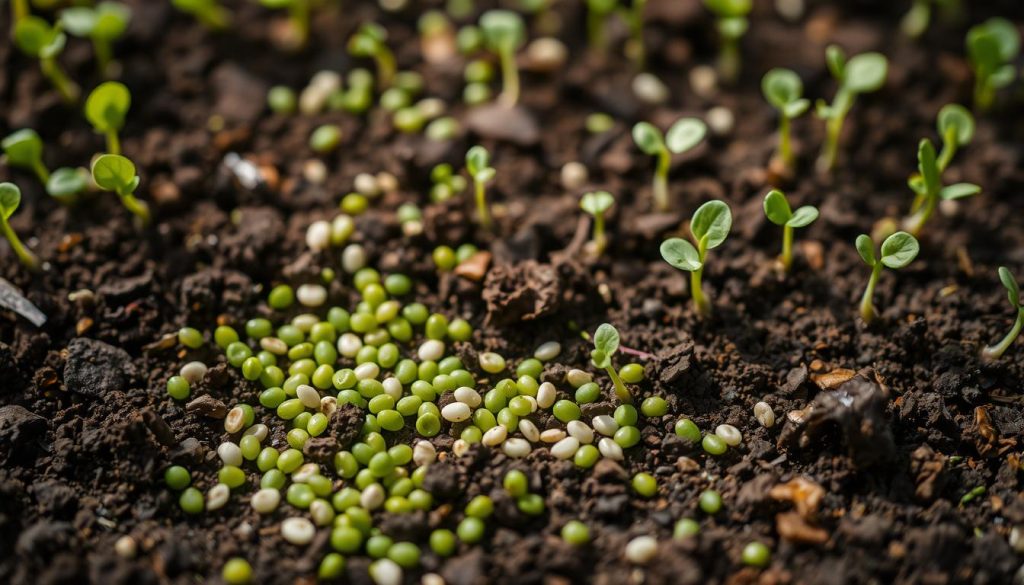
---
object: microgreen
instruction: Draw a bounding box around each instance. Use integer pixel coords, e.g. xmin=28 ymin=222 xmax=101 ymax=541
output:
xmin=903 ymin=139 xmax=981 ymax=236
xmin=348 ymin=23 xmax=396 ymax=89
xmin=46 ymin=167 xmax=88 ymax=204
xmin=590 ymin=323 xmax=631 ymax=403
xmin=13 ymin=16 xmax=81 ymax=103
xmin=982 ymin=267 xmax=1024 ymax=360
xmin=580 ymin=191 xmax=614 ymax=257
xmin=762 ymin=68 xmax=809 ymax=170
xmin=900 ymin=0 xmax=940 ymax=39
xmin=966 ymin=17 xmax=1020 ymax=112
xmin=2 ymin=129 xmax=50 ymax=184
xmin=85 ymin=81 xmax=131 ymax=155
xmin=91 ymin=154 xmax=151 ymax=225
xmin=0 ymin=183 xmax=40 ymax=271
xmin=762 ymin=189 xmax=818 ymax=272
xmin=703 ymin=0 xmax=753 ymax=83
xmin=480 ymin=10 xmax=526 ymax=107
xmin=465 ymin=146 xmax=496 ymax=230
xmin=60 ymin=2 xmax=131 ymax=76
xmin=586 ymin=0 xmax=617 ymax=54
xmin=815 ymin=45 xmax=888 ymax=173
xmin=259 ymin=0 xmax=311 ymax=49
xmin=172 ymin=0 xmax=231 ymax=30
xmin=855 ymin=231 xmax=919 ymax=323
xmin=632 ymin=118 xmax=707 ymax=212
xmin=934 ymin=104 xmax=974 ymax=172
xmin=660 ymin=200 xmax=732 ymax=317
xmin=626 ymin=0 xmax=647 ymax=70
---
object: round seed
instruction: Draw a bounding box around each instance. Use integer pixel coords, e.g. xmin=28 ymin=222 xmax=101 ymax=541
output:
xmin=533 ymin=341 xmax=561 ymax=361
xmin=296 ymin=284 xmax=328 ymax=307
xmin=218 ymin=442 xmax=243 ymax=467
xmin=418 ymin=339 xmax=446 ymax=362
xmin=702 ymin=434 xmax=728 ymax=455
xmin=338 ymin=333 xmax=362 ymax=357
xmin=482 ymin=424 xmax=507 ymax=447
xmin=540 ymin=429 xmax=566 ymax=443
xmin=567 ymin=421 xmax=594 ymax=444
xmin=454 ymin=387 xmax=482 ymax=407
xmin=297 ymin=385 xmax=321 ymax=409
xmin=244 ymin=423 xmax=269 ymax=442
xmin=179 ymin=361 xmax=208 ymax=385
xmin=674 ymin=418 xmax=701 ymax=442
xmin=361 ymin=483 xmax=386 ymax=510
xmin=535 ymin=382 xmax=556 ymax=409
xmin=441 ymin=402 xmax=471 ymax=422
xmin=369 ymin=559 xmax=403 ymax=585
xmin=281 ymin=517 xmax=316 ymax=545
xmin=715 ymin=424 xmax=742 ymax=446
xmin=566 ymin=369 xmax=592 ymax=388
xmin=551 ymin=437 xmax=580 ymax=460
xmin=624 ymin=536 xmax=659 ymax=564
xmin=699 ymin=489 xmax=722 ymax=514
xmin=306 ymin=220 xmax=331 ymax=251
xmin=479 ymin=352 xmax=506 ymax=374
xmin=354 ymin=362 xmax=380 ymax=381
xmin=452 ymin=439 xmax=470 ymax=457
xmin=502 ymin=438 xmax=531 ymax=458
xmin=252 ymin=488 xmax=280 ymax=514
xmin=741 ymin=541 xmax=771 ymax=568
xmin=260 ymin=337 xmax=288 ymax=355
xmin=342 ymin=244 xmax=366 ymax=273
xmin=207 ymin=483 xmax=230 ymax=511
xmin=413 ymin=441 xmax=436 ymax=466
xmin=224 ymin=406 xmax=246 ymax=433
xmin=592 ymin=415 xmax=618 ymax=436
xmin=753 ymin=401 xmax=775 ymax=428
xmin=518 ymin=419 xmax=540 ymax=442
xmin=598 ymin=437 xmax=624 ymax=461
xmin=114 ymin=535 xmax=137 ymax=559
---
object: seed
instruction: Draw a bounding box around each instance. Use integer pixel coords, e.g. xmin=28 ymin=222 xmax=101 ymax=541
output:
xmin=535 ymin=382 xmax=556 ymax=409
xmin=753 ymin=402 xmax=775 ymax=428
xmin=560 ymin=161 xmax=588 ymax=191
xmin=354 ymin=172 xmax=380 ymax=197
xmin=479 ymin=352 xmax=506 ymax=373
xmin=632 ymin=72 xmax=669 ymax=104
xmin=281 ymin=517 xmax=316 ymax=545
xmin=179 ymin=487 xmax=204 ymax=514
xmin=296 ymin=384 xmax=321 ymax=409
xmin=218 ymin=442 xmax=243 ymax=467
xmin=552 ymin=400 xmax=581 ymax=422
xmin=342 ymin=244 xmax=366 ymax=273
xmin=252 ymin=488 xmax=281 ymax=514
xmin=418 ymin=339 xmax=446 ymax=362
xmin=310 ymin=499 xmax=335 ymax=526
xmin=640 ymin=396 xmax=669 ymax=417
xmin=361 ymin=483 xmax=386 ymax=510
xmin=413 ymin=441 xmax=436 ymax=466
xmin=179 ymin=361 xmax=207 ymax=384
xmin=592 ymin=415 xmax=618 ymax=436
xmin=674 ymin=518 xmax=700 ymax=539
xmin=566 ymin=369 xmax=592 ymax=388
xmin=454 ymin=387 xmax=482 ymax=407
xmin=503 ymin=438 xmax=531 ymax=458
xmin=533 ymin=341 xmax=561 ymax=361
xmin=674 ymin=418 xmax=701 ymax=442
xmin=452 ymin=439 xmax=470 ymax=457
xmin=632 ymin=473 xmax=658 ymax=498
xmin=715 ymin=424 xmax=742 ymax=446
xmin=561 ymin=520 xmax=590 ymax=546
xmin=702 ymin=434 xmax=728 ymax=455
xmin=224 ymin=406 xmax=246 ymax=433
xmin=706 ymin=106 xmax=735 ymax=136
xmin=114 ymin=535 xmax=137 ymax=559
xmin=369 ymin=559 xmax=403 ymax=585
xmin=481 ymin=425 xmax=507 ymax=447
xmin=598 ymin=437 xmax=624 ymax=461
xmin=699 ymin=489 xmax=722 ymax=514
xmin=689 ymin=64 xmax=718 ymax=99
xmin=567 ymin=421 xmax=594 ymax=444
xmin=167 ymin=376 xmax=190 ymax=400
xmin=297 ymin=284 xmax=327 ymax=307
xmin=354 ymin=362 xmax=380 ymax=381
xmin=551 ymin=437 xmax=580 ymax=460
xmin=624 ymin=535 xmax=659 ymax=564
xmin=441 ymin=402 xmax=471 ymax=422
xmin=741 ymin=541 xmax=771 ymax=568
xmin=518 ymin=419 xmax=540 ymax=442
xmin=306 ymin=220 xmax=331 ymax=251
xmin=222 ymin=558 xmax=253 ymax=585
xmin=207 ymin=483 xmax=231 ymax=511
xmin=260 ymin=337 xmax=288 ymax=355
xmin=540 ymin=429 xmax=566 ymax=443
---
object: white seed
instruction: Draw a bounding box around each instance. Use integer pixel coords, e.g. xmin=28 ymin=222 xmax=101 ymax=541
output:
xmin=376 ymin=172 xmax=399 ymax=193
xmin=281 ymin=517 xmax=316 ymax=545
xmin=217 ymin=442 xmax=243 ymax=467
xmin=243 ymin=423 xmax=268 ymax=441
xmin=341 ymin=244 xmax=367 ymax=273
xmin=625 ymin=536 xmax=659 ymax=564
xmin=753 ymin=401 xmax=776 ymax=428
xmin=299 ymin=71 xmax=341 ymax=114
xmin=306 ymin=220 xmax=331 ymax=251
xmin=482 ymin=425 xmax=508 ymax=447
xmin=775 ymin=0 xmax=805 ymax=22
xmin=303 ymin=159 xmax=328 ymax=185
xmin=454 ymin=387 xmax=482 ymax=407
xmin=224 ymin=406 xmax=245 ymax=433
xmin=550 ymin=437 xmax=580 ymax=460
xmin=566 ymin=369 xmax=592 ymax=388
xmin=567 ymin=421 xmax=594 ymax=444
xmin=291 ymin=463 xmax=320 ymax=483
xmin=689 ymin=65 xmax=718 ymax=99
xmin=206 ymin=483 xmax=230 ymax=511
xmin=296 ymin=284 xmax=327 ymax=308
xmin=331 ymin=214 xmax=355 ymax=245
xmin=260 ymin=337 xmax=288 ymax=355
xmin=560 ymin=162 xmax=589 ymax=191
xmin=452 ymin=439 xmax=470 ymax=457
xmin=715 ymin=424 xmax=743 ymax=446
xmin=416 ymin=97 xmax=446 ymax=120
xmin=521 ymin=395 xmax=538 ymax=413
xmin=114 ymin=535 xmax=137 ymax=559
xmin=1010 ymin=526 xmax=1024 ymax=554
xmin=369 ymin=559 xmax=403 ymax=585
xmin=526 ymin=37 xmax=567 ymax=71
xmin=592 ymin=415 xmax=619 ymax=437
xmin=361 ymin=483 xmax=385 ymax=510
xmin=402 ymin=220 xmax=423 ymax=237
xmin=598 ymin=437 xmax=624 ymax=461
xmin=383 ymin=377 xmax=403 ymax=400
xmin=632 ymin=72 xmax=669 ymax=105
xmin=310 ymin=499 xmax=335 ymax=526
xmin=536 ymin=382 xmax=556 ymax=409
xmin=354 ymin=172 xmax=381 ymax=197
xmin=540 ymin=429 xmax=566 ymax=443
xmin=292 ymin=313 xmax=319 ymax=331
xmin=534 ymin=341 xmax=561 ymax=362
xmin=441 ymin=402 xmax=472 ymax=422
xmin=418 ymin=339 xmax=446 ymax=362
xmin=479 ymin=352 xmax=506 ymax=374
xmin=422 ymin=573 xmax=446 ymax=585
xmin=518 ymin=419 xmax=540 ymax=442
xmin=355 ymin=362 xmax=381 ymax=381
xmin=503 ymin=438 xmax=532 ymax=458
xmin=179 ymin=361 xmax=207 ymax=385
xmin=320 ymin=396 xmax=338 ymax=416
xmin=338 ymin=333 xmax=362 ymax=357
xmin=251 ymin=488 xmax=280 ymax=514
xmin=297 ymin=384 xmax=321 ymax=409
xmin=706 ymin=106 xmax=734 ymax=136
xmin=413 ymin=440 xmax=437 ymax=466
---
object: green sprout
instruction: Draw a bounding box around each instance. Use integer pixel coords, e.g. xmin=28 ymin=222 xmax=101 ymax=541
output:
xmin=762 ymin=189 xmax=818 ymax=272
xmin=982 ymin=267 xmax=1024 ymax=360
xmin=590 ymin=323 xmax=631 ymax=404
xmin=479 ymin=10 xmax=526 ymax=108
xmin=348 ymin=23 xmax=396 ymax=90
xmin=85 ymin=81 xmax=131 ymax=155
xmin=903 ymin=139 xmax=980 ymax=237
xmin=855 ymin=231 xmax=919 ymax=323
xmin=580 ymin=191 xmax=614 ymax=257
xmin=627 ymin=0 xmax=647 ymax=70
xmin=172 ymin=0 xmax=231 ymax=30
xmin=632 ymin=118 xmax=707 ymax=212
xmin=465 ymin=146 xmax=496 ymax=230
xmin=702 ymin=0 xmax=752 ymax=84
xmin=900 ymin=0 xmax=955 ymax=39
xmin=966 ymin=18 xmax=1020 ymax=112
xmin=2 ymin=129 xmax=49 ymax=185
xmin=659 ymin=200 xmax=732 ymax=317
xmin=586 ymin=0 xmax=617 ymax=55
xmin=815 ymin=45 xmax=888 ymax=174
xmin=762 ymin=68 xmax=809 ymax=170
xmin=46 ymin=167 xmax=88 ymax=205
xmin=259 ymin=0 xmax=310 ymax=49
xmin=13 ymin=16 xmax=81 ymax=104
xmin=91 ymin=154 xmax=151 ymax=225
xmin=10 ymin=0 xmax=28 ymax=24
xmin=60 ymin=2 xmax=131 ymax=76
xmin=0 ymin=183 xmax=40 ymax=271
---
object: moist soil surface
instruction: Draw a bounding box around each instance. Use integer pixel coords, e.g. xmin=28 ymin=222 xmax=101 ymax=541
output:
xmin=2 ymin=0 xmax=1024 ymax=584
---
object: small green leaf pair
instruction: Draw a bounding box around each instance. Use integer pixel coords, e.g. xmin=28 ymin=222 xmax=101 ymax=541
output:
xmin=92 ymin=154 xmax=151 ymax=225
xmin=0 ymin=183 xmax=41 ymax=271
xmin=85 ymin=81 xmax=131 ymax=155
xmin=966 ymin=17 xmax=1020 ymax=112
xmin=480 ymin=10 xmax=526 ymax=108
xmin=466 ymin=146 xmax=497 ymax=230
xmin=172 ymin=0 xmax=232 ymax=31
xmin=348 ymin=23 xmax=396 ymax=89
xmin=903 ymin=138 xmax=981 ymax=236
xmin=61 ymin=1 xmax=131 ymax=77
xmin=632 ymin=118 xmax=707 ymax=212
xmin=763 ymin=190 xmax=818 ymax=272
xmin=660 ymin=200 xmax=732 ymax=317
xmin=13 ymin=16 xmax=81 ymax=104
xmin=855 ymin=231 xmax=919 ymax=323
xmin=580 ymin=191 xmax=614 ymax=257
xmin=762 ymin=68 xmax=810 ymax=170
xmin=815 ymin=45 xmax=888 ymax=174
xmin=590 ymin=323 xmax=631 ymax=404
xmin=2 ymin=129 xmax=88 ymax=204
xmin=983 ymin=267 xmax=1024 ymax=360
xmin=702 ymin=0 xmax=753 ymax=84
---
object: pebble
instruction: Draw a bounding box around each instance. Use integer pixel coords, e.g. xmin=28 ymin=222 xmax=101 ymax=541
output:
xmin=377 ymin=172 xmax=399 ymax=193
xmin=297 ymin=384 xmax=321 ymax=409
xmin=534 ymin=341 xmax=561 ymax=361
xmin=206 ymin=483 xmax=230 ymax=511
xmin=418 ymin=339 xmax=446 ymax=362
xmin=560 ymin=163 xmax=588 ymax=192
xmin=624 ymin=536 xmax=659 ymax=564
xmin=306 ymin=220 xmax=331 ymax=251
xmin=441 ymin=402 xmax=471 ymax=423
xmin=598 ymin=437 xmax=624 ymax=461
xmin=592 ymin=415 xmax=618 ymax=436
xmin=536 ymin=382 xmax=556 ymax=409
xmin=361 ymin=483 xmax=385 ymax=510
xmin=482 ymin=425 xmax=507 ymax=447
xmin=281 ymin=517 xmax=316 ymax=545
xmin=342 ymin=244 xmax=367 ymax=273
xmin=518 ymin=419 xmax=540 ymax=442
xmin=413 ymin=440 xmax=437 ymax=466
xmin=567 ymin=421 xmax=594 ymax=444
xmin=632 ymin=73 xmax=669 ymax=105
xmin=454 ymin=387 xmax=482 ymax=407
xmin=114 ymin=535 xmax=137 ymax=559
xmin=551 ymin=437 xmax=580 ymax=460
xmin=540 ymin=429 xmax=566 ymax=443
xmin=252 ymin=488 xmax=281 ymax=514
xmin=217 ymin=442 xmax=243 ymax=466
xmin=369 ymin=559 xmax=403 ymax=585
xmin=715 ymin=424 xmax=743 ymax=446
xmin=179 ymin=361 xmax=207 ymax=385
xmin=503 ymin=438 xmax=532 ymax=458
xmin=296 ymin=284 xmax=327 ymax=307
xmin=754 ymin=402 xmax=776 ymax=428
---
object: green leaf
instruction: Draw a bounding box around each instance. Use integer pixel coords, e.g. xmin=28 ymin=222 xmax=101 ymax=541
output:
xmin=984 ymin=17 xmax=1021 ymax=62
xmin=879 ymin=231 xmax=919 ymax=269
xmin=465 ymin=146 xmax=490 ymax=174
xmin=590 ymin=349 xmax=610 ymax=369
xmin=855 ymin=234 xmax=876 ymax=266
xmin=702 ymin=0 xmax=752 ymax=18
xmin=479 ymin=9 xmax=525 ymax=52
xmin=825 ymin=45 xmax=846 ymax=81
xmin=762 ymin=189 xmax=792 ymax=226
xmin=917 ymin=139 xmax=940 ymax=195
xmin=2 ymin=129 xmax=44 ymax=169
xmin=718 ymin=16 xmax=749 ymax=41
xmin=787 ymin=206 xmax=819 ymax=228
xmin=60 ymin=7 xmax=99 ymax=36
xmin=761 ymin=68 xmax=803 ymax=109
xmin=939 ymin=183 xmax=981 ymax=200
xmin=14 ymin=16 xmax=66 ymax=59
xmin=783 ymin=99 xmax=810 ymax=119
xmin=937 ymin=104 xmax=974 ymax=147
xmin=814 ymin=99 xmax=834 ymax=120
xmin=93 ymin=2 xmax=131 ymax=41
xmin=908 ymin=174 xmax=926 ymax=195
xmin=844 ymin=52 xmax=888 ymax=93
xmin=587 ymin=0 xmax=617 ymax=14
xmin=660 ymin=238 xmax=702 ymax=271
xmin=665 ymin=118 xmax=707 ymax=155
xmin=999 ymin=266 xmax=1020 ymax=307
xmin=260 ymin=0 xmax=293 ymax=8
xmin=580 ymin=191 xmax=614 ymax=216
xmin=631 ymin=122 xmax=664 ymax=156
xmin=593 ymin=323 xmax=620 ymax=356
xmin=991 ymin=64 xmax=1017 ymax=89
xmin=85 ymin=81 xmax=131 ymax=134
xmin=690 ymin=200 xmax=732 ymax=249
xmin=47 ymin=167 xmax=88 ymax=199
xmin=91 ymin=153 xmax=138 ymax=195
xmin=0 ymin=183 xmax=21 ymax=220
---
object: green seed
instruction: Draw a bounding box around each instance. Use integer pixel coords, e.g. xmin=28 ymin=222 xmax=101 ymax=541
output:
xmin=433 ymin=246 xmax=457 ymax=271
xmin=179 ymin=487 xmax=204 ymax=514
xmin=242 ymin=357 xmax=263 ymax=381
xmin=619 ymin=363 xmax=645 ymax=383
xmin=573 ymin=445 xmax=600 ymax=468
xmin=267 ymin=85 xmax=296 ymax=113
xmin=310 ymin=124 xmax=342 ymax=153
xmin=259 ymin=465 xmax=284 ymax=488
xmin=674 ymin=418 xmax=701 ymax=443
xmin=699 ymin=489 xmax=722 ymax=515
xmin=256 ymin=447 xmax=279 ymax=472
xmin=425 ymin=314 xmax=449 ymax=339
xmin=575 ymin=382 xmax=600 ymax=404
xmin=307 ymin=413 xmax=329 ymax=436
xmin=222 ymin=557 xmax=253 ymax=585
xmin=334 ymin=452 xmax=359 ymax=479
xmin=674 ymin=518 xmax=700 ymax=539
xmin=553 ymin=400 xmax=581 ymax=423
xmin=164 ymin=466 xmax=191 ymax=490
xmin=430 ymin=529 xmax=457 ymax=556
xmin=318 ymin=553 xmax=346 ymax=580
xmin=517 ymin=493 xmax=546 ymax=515
xmin=219 ymin=465 xmax=246 ymax=489
xmin=465 ymin=495 xmax=494 ymax=518
xmin=561 ymin=520 xmax=590 ymax=546
xmin=287 ymin=483 xmax=316 ymax=508
xmin=384 ymin=274 xmax=412 ymax=296
xmin=214 ymin=325 xmax=239 ymax=349
xmin=503 ymin=470 xmax=528 ymax=497
xmin=640 ymin=396 xmax=668 ymax=417
xmin=268 ymin=284 xmax=295 ymax=309
xmin=331 ymin=526 xmax=363 ymax=553
xmin=613 ymin=426 xmax=641 ymax=448
xmin=245 ymin=318 xmax=273 ymax=339
xmin=614 ymin=404 xmax=639 ymax=427
xmin=388 ymin=542 xmax=421 ymax=568
xmin=277 ymin=399 xmax=305 ymax=420
xmin=226 ymin=342 xmax=253 ymax=368
xmin=287 ymin=428 xmax=310 ymax=449
xmin=448 ymin=318 xmax=472 ymax=342
xmin=369 ymin=452 xmax=396 ymax=477
xmin=240 ymin=435 xmax=261 ymax=460
xmin=632 ymin=472 xmax=657 ymax=498
xmin=456 ymin=244 xmax=478 ymax=263
xmin=277 ymin=449 xmax=304 ymax=474
xmin=178 ymin=327 xmax=204 ymax=349
xmin=702 ymin=434 xmax=728 ymax=456
xmin=457 ymin=516 xmax=485 ymax=543
xmin=741 ymin=541 xmax=771 ymax=568
xmin=516 ymin=358 xmax=543 ymax=379
xmin=366 ymin=534 xmax=394 ymax=558
xmin=167 ymin=376 xmax=190 ymax=400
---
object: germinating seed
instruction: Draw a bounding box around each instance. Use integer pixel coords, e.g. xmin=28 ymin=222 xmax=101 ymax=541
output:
xmin=218 ymin=442 xmax=243 ymax=467
xmin=754 ymin=401 xmax=775 ymax=428
xmin=503 ymin=438 xmax=531 ymax=458
xmin=598 ymin=437 xmax=624 ymax=461
xmin=207 ymin=483 xmax=230 ymax=511
xmin=281 ymin=517 xmax=316 ymax=545
xmin=624 ymin=536 xmax=659 ymax=564
xmin=715 ymin=424 xmax=742 ymax=446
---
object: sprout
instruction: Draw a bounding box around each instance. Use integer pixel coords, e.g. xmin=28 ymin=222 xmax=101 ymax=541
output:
xmin=172 ymin=0 xmax=231 ymax=30
xmin=60 ymin=2 xmax=131 ymax=76
xmin=580 ymin=191 xmax=614 ymax=257
xmin=10 ymin=0 xmax=28 ymax=24
xmin=632 ymin=118 xmax=707 ymax=212
xmin=900 ymin=0 xmax=939 ymax=39
xmin=762 ymin=68 xmax=809 ymax=170
xmin=46 ymin=167 xmax=88 ymax=205
xmin=934 ymin=104 xmax=974 ymax=172
xmin=465 ymin=146 xmax=496 ymax=230
xmin=480 ymin=10 xmax=526 ymax=108
xmin=2 ymin=129 xmax=49 ymax=184
xmin=626 ymin=0 xmax=647 ymax=70
xmin=91 ymin=154 xmax=151 ymax=225
xmin=0 ymin=183 xmax=40 ymax=271
xmin=586 ymin=0 xmax=616 ymax=54
xmin=762 ymin=190 xmax=818 ymax=272
xmin=348 ymin=23 xmax=396 ymax=89
xmin=903 ymin=139 xmax=980 ymax=236
xmin=982 ymin=267 xmax=1024 ymax=360
xmin=259 ymin=0 xmax=311 ymax=49
xmin=590 ymin=323 xmax=631 ymax=404
xmin=660 ymin=200 xmax=732 ymax=317
xmin=855 ymin=231 xmax=919 ymax=323
xmin=815 ymin=45 xmax=888 ymax=174
xmin=966 ymin=18 xmax=1020 ymax=112
xmin=13 ymin=16 xmax=81 ymax=103
xmin=702 ymin=0 xmax=753 ymax=83
xmin=85 ymin=81 xmax=131 ymax=155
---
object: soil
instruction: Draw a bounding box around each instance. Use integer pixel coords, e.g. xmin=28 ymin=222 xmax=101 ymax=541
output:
xmin=2 ymin=0 xmax=1024 ymax=584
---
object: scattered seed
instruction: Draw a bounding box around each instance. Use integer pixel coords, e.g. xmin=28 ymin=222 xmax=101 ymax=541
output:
xmin=251 ymin=488 xmax=280 ymax=514
xmin=454 ymin=387 xmax=482 ymax=407
xmin=207 ymin=483 xmax=231 ymax=511
xmin=441 ymin=402 xmax=471 ymax=422
xmin=482 ymin=425 xmax=507 ymax=446
xmin=218 ymin=442 xmax=243 ymax=467
xmin=560 ymin=162 xmax=588 ymax=191
xmin=551 ymin=437 xmax=580 ymax=460
xmin=361 ymin=484 xmax=386 ymax=510
xmin=567 ymin=421 xmax=594 ymax=444
xmin=179 ymin=361 xmax=207 ymax=385
xmin=624 ymin=535 xmax=659 ymax=564
xmin=418 ymin=339 xmax=446 ymax=362
xmin=754 ymin=401 xmax=776 ymax=428
xmin=114 ymin=535 xmax=137 ymax=559
xmin=536 ymin=382 xmax=556 ymax=409
xmin=243 ymin=423 xmax=268 ymax=442
xmin=540 ymin=429 xmax=566 ymax=443
xmin=566 ymin=369 xmax=592 ymax=388
xmin=503 ymin=438 xmax=532 ymax=458
xmin=479 ymin=352 xmax=506 ymax=373
xmin=598 ymin=437 xmax=624 ymax=461
xmin=296 ymin=284 xmax=327 ymax=307
xmin=306 ymin=220 xmax=331 ymax=251
xmin=715 ymin=424 xmax=742 ymax=446
xmin=452 ymin=439 xmax=470 ymax=457
xmin=706 ymin=106 xmax=735 ymax=136
xmin=369 ymin=558 xmax=403 ymax=585
xmin=224 ymin=406 xmax=246 ymax=433
xmin=533 ymin=341 xmax=561 ymax=361
xmin=281 ymin=517 xmax=316 ymax=545
xmin=342 ymin=244 xmax=367 ymax=273
xmin=413 ymin=441 xmax=436 ymax=466
xmin=518 ymin=419 xmax=540 ymax=442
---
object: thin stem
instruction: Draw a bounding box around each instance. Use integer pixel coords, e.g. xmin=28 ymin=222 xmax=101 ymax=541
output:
xmin=1 ymin=219 xmax=40 ymax=271
xmin=474 ymin=180 xmax=491 ymax=230
xmin=983 ymin=310 xmax=1024 ymax=360
xmin=653 ymin=149 xmax=670 ymax=212
xmin=12 ymin=0 xmax=28 ymax=23
xmin=41 ymin=57 xmax=81 ymax=104
xmin=859 ymin=263 xmax=882 ymax=323
xmin=718 ymin=38 xmax=740 ymax=85
xmin=904 ymin=194 xmax=935 ymax=237
xmin=587 ymin=10 xmax=606 ymax=54
xmin=974 ymin=72 xmax=993 ymax=112
xmin=629 ymin=0 xmax=646 ymax=70
xmin=375 ymin=49 xmax=396 ymax=89
xmin=604 ymin=365 xmax=632 ymax=404
xmin=691 ymin=268 xmax=711 ymax=317
xmin=593 ymin=212 xmax=606 ymax=255
xmin=94 ymin=38 xmax=112 ymax=77
xmin=198 ymin=5 xmax=231 ymax=30
xmin=900 ymin=0 xmax=931 ymax=39
xmin=120 ymin=193 xmax=151 ymax=226
xmin=817 ymin=113 xmax=844 ymax=174
xmin=781 ymin=225 xmax=794 ymax=272
xmin=289 ymin=0 xmax=310 ymax=48
xmin=106 ymin=130 xmax=121 ymax=155
xmin=778 ymin=115 xmax=793 ymax=169
xmin=936 ymin=127 xmax=957 ymax=172
xmin=32 ymin=160 xmax=51 ymax=185
xmin=498 ymin=48 xmax=520 ymax=108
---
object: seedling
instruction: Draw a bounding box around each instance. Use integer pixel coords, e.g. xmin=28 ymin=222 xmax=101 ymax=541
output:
xmin=703 ymin=0 xmax=753 ymax=84
xmin=2 ymin=129 xmax=49 ymax=184
xmin=900 ymin=0 xmax=951 ymax=39
xmin=632 ymin=118 xmax=707 ymax=212
xmin=46 ymin=167 xmax=88 ymax=205
xmin=259 ymin=0 xmax=311 ymax=49
xmin=659 ymin=200 xmax=732 ymax=317
xmin=348 ymin=23 xmax=396 ymax=89
xmin=762 ymin=189 xmax=818 ymax=272
xmin=762 ymin=68 xmax=809 ymax=170
xmin=966 ymin=18 xmax=1020 ymax=112
xmin=903 ymin=139 xmax=980 ymax=236
xmin=580 ymin=191 xmax=614 ymax=256
xmin=627 ymin=0 xmax=647 ymax=70
xmin=13 ymin=16 xmax=81 ymax=104
xmin=465 ymin=146 xmax=496 ymax=230
xmin=85 ymin=81 xmax=131 ymax=155
xmin=586 ymin=0 xmax=617 ymax=54
xmin=815 ymin=45 xmax=888 ymax=174
xmin=172 ymin=0 xmax=231 ymax=30
xmin=10 ymin=0 xmax=28 ymax=24
xmin=0 ymin=183 xmax=40 ymax=271
xmin=91 ymin=154 xmax=151 ymax=225
xmin=480 ymin=10 xmax=526 ymax=108
xmin=60 ymin=2 xmax=131 ymax=76
xmin=982 ymin=267 xmax=1024 ymax=360
xmin=855 ymin=231 xmax=919 ymax=323
xmin=590 ymin=323 xmax=631 ymax=404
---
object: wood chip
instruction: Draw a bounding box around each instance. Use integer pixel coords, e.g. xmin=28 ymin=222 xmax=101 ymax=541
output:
xmin=769 ymin=476 xmax=826 ymax=519
xmin=454 ymin=251 xmax=492 ymax=282
xmin=776 ymin=512 xmax=829 ymax=544
xmin=810 ymin=368 xmax=856 ymax=390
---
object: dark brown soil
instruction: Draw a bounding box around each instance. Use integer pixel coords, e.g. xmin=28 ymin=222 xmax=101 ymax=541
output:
xmin=2 ymin=0 xmax=1024 ymax=584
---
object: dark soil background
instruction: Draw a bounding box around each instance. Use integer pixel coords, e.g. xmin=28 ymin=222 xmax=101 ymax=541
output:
xmin=2 ymin=0 xmax=1024 ymax=583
